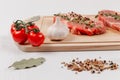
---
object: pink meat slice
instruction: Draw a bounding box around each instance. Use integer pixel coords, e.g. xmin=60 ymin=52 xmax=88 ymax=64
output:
xmin=98 ymin=10 xmax=120 ymax=31
xmin=67 ymin=21 xmax=106 ymax=36
xmin=112 ymin=24 xmax=120 ymax=31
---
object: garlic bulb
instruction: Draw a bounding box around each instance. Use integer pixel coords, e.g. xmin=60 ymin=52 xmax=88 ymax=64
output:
xmin=47 ymin=17 xmax=69 ymax=41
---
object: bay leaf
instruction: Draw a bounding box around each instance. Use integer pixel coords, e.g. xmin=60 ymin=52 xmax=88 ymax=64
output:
xmin=9 ymin=57 xmax=45 ymax=70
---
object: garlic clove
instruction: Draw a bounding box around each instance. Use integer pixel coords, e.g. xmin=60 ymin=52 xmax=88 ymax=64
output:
xmin=47 ymin=17 xmax=69 ymax=41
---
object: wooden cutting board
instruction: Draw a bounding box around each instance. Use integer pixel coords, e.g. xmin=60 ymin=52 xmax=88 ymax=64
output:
xmin=16 ymin=16 xmax=120 ymax=52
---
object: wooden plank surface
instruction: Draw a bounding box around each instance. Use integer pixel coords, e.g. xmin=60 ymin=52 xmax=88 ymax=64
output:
xmin=16 ymin=16 xmax=120 ymax=52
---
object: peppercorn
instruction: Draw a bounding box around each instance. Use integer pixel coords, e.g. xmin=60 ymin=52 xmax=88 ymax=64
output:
xmin=91 ymin=70 xmax=95 ymax=74
xmin=61 ymin=58 xmax=119 ymax=74
xmin=95 ymin=15 xmax=98 ymax=18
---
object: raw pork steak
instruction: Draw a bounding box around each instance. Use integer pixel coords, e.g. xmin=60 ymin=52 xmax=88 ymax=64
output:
xmin=54 ymin=12 xmax=106 ymax=36
xmin=97 ymin=10 xmax=120 ymax=31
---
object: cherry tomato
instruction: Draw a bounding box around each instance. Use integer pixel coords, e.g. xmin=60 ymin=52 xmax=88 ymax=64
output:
xmin=12 ymin=28 xmax=27 ymax=44
xmin=28 ymin=25 xmax=39 ymax=31
xmin=26 ymin=22 xmax=39 ymax=31
xmin=11 ymin=20 xmax=24 ymax=34
xmin=11 ymin=20 xmax=27 ymax=44
xmin=28 ymin=28 xmax=45 ymax=47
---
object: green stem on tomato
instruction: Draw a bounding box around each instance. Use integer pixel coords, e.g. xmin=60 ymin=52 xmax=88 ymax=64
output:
xmin=14 ymin=20 xmax=25 ymax=31
xmin=32 ymin=28 xmax=40 ymax=33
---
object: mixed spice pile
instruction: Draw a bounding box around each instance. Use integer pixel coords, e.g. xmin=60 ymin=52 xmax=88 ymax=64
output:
xmin=61 ymin=58 xmax=119 ymax=74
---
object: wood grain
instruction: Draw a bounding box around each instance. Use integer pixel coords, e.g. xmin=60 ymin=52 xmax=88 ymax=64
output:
xmin=16 ymin=16 xmax=120 ymax=52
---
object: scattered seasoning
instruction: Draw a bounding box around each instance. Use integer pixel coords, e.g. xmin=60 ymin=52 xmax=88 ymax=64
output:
xmin=98 ymin=12 xmax=120 ymax=20
xmin=61 ymin=58 xmax=119 ymax=74
xmin=91 ymin=70 xmax=95 ymax=73
xmin=95 ymin=15 xmax=98 ymax=18
xmin=54 ymin=12 xmax=96 ymax=28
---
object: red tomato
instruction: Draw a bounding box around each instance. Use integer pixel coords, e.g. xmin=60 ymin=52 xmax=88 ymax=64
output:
xmin=26 ymin=22 xmax=39 ymax=31
xmin=27 ymin=25 xmax=39 ymax=31
xmin=12 ymin=28 xmax=27 ymax=44
xmin=11 ymin=20 xmax=27 ymax=44
xmin=28 ymin=29 xmax=45 ymax=47
xmin=11 ymin=20 xmax=25 ymax=34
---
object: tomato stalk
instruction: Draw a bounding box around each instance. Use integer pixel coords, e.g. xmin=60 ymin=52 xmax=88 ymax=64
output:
xmin=13 ymin=20 xmax=26 ymax=31
xmin=13 ymin=20 xmax=35 ymax=33
xmin=24 ymin=22 xmax=35 ymax=34
xmin=26 ymin=22 xmax=35 ymax=27
xmin=32 ymin=28 xmax=40 ymax=33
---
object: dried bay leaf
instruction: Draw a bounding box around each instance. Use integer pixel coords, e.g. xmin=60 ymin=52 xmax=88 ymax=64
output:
xmin=9 ymin=57 xmax=45 ymax=70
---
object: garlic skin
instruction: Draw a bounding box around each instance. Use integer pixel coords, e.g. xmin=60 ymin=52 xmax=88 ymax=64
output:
xmin=47 ymin=17 xmax=69 ymax=41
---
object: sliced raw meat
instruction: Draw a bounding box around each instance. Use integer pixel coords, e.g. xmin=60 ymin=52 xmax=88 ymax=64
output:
xmin=54 ymin=12 xmax=106 ymax=36
xmin=66 ymin=21 xmax=105 ymax=36
xmin=97 ymin=10 xmax=120 ymax=31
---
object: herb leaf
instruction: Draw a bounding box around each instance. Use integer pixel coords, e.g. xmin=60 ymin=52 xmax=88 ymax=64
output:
xmin=9 ymin=57 xmax=46 ymax=70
